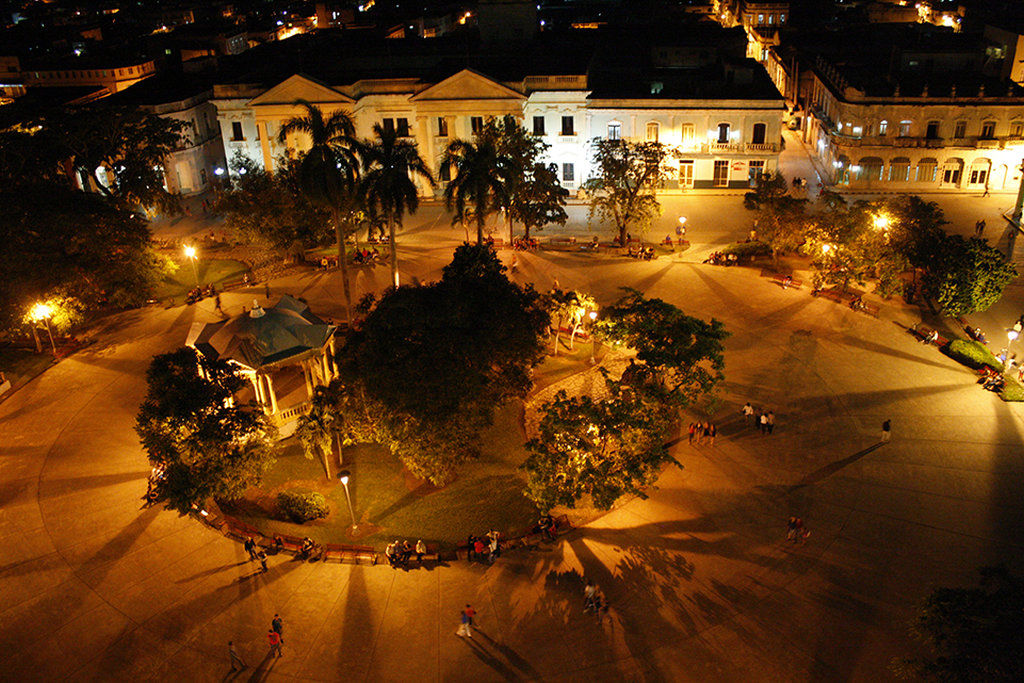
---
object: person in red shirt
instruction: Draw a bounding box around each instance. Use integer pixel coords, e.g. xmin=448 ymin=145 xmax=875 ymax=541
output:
xmin=457 ymin=605 xmax=477 ymax=637
xmin=267 ymin=629 xmax=282 ymax=657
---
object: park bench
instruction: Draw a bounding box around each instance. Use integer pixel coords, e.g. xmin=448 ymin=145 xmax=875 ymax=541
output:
xmin=223 ymin=517 xmax=263 ymax=543
xmin=911 ymin=323 xmax=950 ymax=347
xmin=811 ymin=287 xmax=858 ymax=305
xmin=413 ymin=542 xmax=440 ymax=565
xmin=322 ymin=543 xmax=377 ymax=565
xmin=555 ymin=324 xmax=591 ymax=342
xmin=849 ymin=297 xmax=880 ymax=318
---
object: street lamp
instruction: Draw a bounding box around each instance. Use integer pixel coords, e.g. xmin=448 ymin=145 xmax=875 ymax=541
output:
xmin=872 ymin=213 xmax=891 ymax=231
xmin=588 ymin=310 xmax=599 ymax=364
xmin=337 ymin=469 xmax=358 ymax=532
xmin=28 ymin=302 xmax=57 ymax=354
xmin=183 ymin=245 xmax=200 ymax=286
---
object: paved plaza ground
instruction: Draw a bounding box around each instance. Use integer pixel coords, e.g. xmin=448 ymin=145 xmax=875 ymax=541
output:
xmin=3 ymin=145 xmax=1024 ymax=681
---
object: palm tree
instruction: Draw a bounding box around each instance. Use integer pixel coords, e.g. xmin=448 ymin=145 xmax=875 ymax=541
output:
xmin=279 ymin=100 xmax=361 ymax=322
xmin=440 ymin=138 xmax=509 ymax=245
xmin=295 ymin=386 xmax=337 ymax=480
xmin=362 ymin=124 xmax=435 ymax=288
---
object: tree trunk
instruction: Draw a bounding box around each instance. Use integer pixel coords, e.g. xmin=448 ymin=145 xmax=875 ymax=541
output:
xmin=334 ymin=208 xmax=352 ymax=325
xmin=320 ymin=445 xmax=332 ymax=481
xmin=476 ymin=216 xmax=484 ymax=245
xmin=508 ymin=209 xmax=514 ymax=245
xmin=389 ymin=212 xmax=399 ymax=288
xmin=619 ymin=224 xmax=628 ymax=247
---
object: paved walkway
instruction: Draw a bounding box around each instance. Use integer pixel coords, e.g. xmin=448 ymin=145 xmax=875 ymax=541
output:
xmin=4 ymin=210 xmax=1024 ymax=681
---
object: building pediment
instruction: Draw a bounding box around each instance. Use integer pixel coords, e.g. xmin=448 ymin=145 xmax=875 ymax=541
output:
xmin=248 ymin=74 xmax=354 ymax=107
xmin=412 ymin=68 xmax=524 ymax=103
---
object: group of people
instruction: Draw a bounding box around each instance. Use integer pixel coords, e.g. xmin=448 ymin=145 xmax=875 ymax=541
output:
xmin=512 ymin=236 xmax=539 ymax=251
xmin=466 ymin=530 xmax=502 ymax=563
xmin=979 ymin=366 xmax=1007 ymax=392
xmin=242 ymin=536 xmax=270 ymax=572
xmin=688 ymin=421 xmax=717 ymax=446
xmin=185 ymin=283 xmax=218 ymax=305
xmin=352 ymin=247 xmax=381 ymax=264
xmin=742 ymin=402 xmax=775 ymax=434
xmin=142 ymin=464 xmax=165 ymax=506
xmin=535 ymin=513 xmax=557 ymax=542
xmin=703 ymin=251 xmax=739 ymax=266
xmin=583 ymin=579 xmax=605 ymax=616
xmin=385 ymin=539 xmax=428 ymax=567
xmin=627 ymin=245 xmax=656 ymax=260
xmin=786 ymin=517 xmax=810 ymax=543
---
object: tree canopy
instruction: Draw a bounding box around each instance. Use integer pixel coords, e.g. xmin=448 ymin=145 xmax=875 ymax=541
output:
xmin=584 ymin=138 xmax=668 ymax=245
xmin=743 ymin=172 xmax=808 ymax=259
xmin=135 ymin=348 xmax=277 ymax=514
xmin=523 ymin=383 xmax=676 ymax=511
xmin=895 ymin=566 xmax=1024 ymax=681
xmin=923 ymin=234 xmax=1017 ymax=317
xmin=441 ymin=137 xmax=510 ymax=244
xmin=336 ymin=244 xmax=549 ymax=484
xmin=0 ymin=182 xmax=173 ymax=329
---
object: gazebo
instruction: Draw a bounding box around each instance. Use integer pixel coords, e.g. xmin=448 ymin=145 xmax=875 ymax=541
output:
xmin=186 ymin=295 xmax=338 ymax=433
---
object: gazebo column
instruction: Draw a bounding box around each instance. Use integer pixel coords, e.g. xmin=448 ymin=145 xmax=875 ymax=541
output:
xmin=302 ymin=360 xmax=314 ymax=398
xmin=329 ymin=337 xmax=339 ymax=375
xmin=265 ymin=373 xmax=279 ymax=414
xmin=321 ymin=350 xmax=332 ymax=384
xmin=251 ymin=374 xmax=264 ymax=409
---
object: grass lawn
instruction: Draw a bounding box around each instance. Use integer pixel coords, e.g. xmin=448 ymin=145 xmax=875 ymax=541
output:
xmin=221 ymin=350 xmax=611 ymax=549
xmin=152 ymin=256 xmax=248 ymax=304
xmin=0 ymin=346 xmax=55 ymax=397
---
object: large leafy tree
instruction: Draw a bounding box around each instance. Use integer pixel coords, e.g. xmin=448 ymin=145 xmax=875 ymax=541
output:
xmin=215 ymin=153 xmax=333 ymax=250
xmin=743 ymin=172 xmax=808 ymax=260
xmin=477 ymin=115 xmax=567 ymax=241
xmin=922 ymin=234 xmax=1017 ymax=316
xmin=440 ymin=137 xmax=510 ymax=244
xmin=595 ymin=289 xmax=728 ymax=406
xmin=522 ymin=382 xmax=676 ymax=511
xmin=135 ymin=348 xmax=277 ymax=514
xmin=894 ymin=566 xmax=1024 ymax=681
xmin=279 ymin=100 xmax=362 ymax=322
xmin=337 ymin=244 xmax=549 ymax=484
xmin=361 ymin=124 xmax=435 ymax=288
xmin=583 ymin=138 xmax=668 ymax=245
xmin=1 ymin=104 xmax=187 ymax=211
xmin=0 ymin=183 xmax=172 ymax=329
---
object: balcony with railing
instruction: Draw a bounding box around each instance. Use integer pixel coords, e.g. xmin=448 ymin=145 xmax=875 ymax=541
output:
xmin=708 ymin=141 xmax=742 ymax=153
xmin=746 ymin=142 xmax=779 ymax=153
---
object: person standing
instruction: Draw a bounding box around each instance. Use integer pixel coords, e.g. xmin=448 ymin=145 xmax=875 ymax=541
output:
xmin=881 ymin=419 xmax=891 ymax=443
xmin=742 ymin=402 xmax=754 ymax=425
xmin=457 ymin=605 xmax=476 ymax=637
xmin=583 ymin=581 xmax=598 ymax=612
xmin=708 ymin=422 xmax=717 ymax=446
xmin=267 ymin=629 xmax=282 ymax=657
xmin=688 ymin=422 xmax=696 ymax=445
xmin=243 ymin=537 xmax=258 ymax=561
xmin=228 ymin=641 xmax=246 ymax=671
xmin=487 ymin=533 xmax=500 ymax=563
xmin=766 ymin=412 xmax=775 ymax=435
xmin=415 ymin=539 xmax=427 ymax=563
xmin=759 ymin=412 xmax=768 ymax=435
xmin=271 ymin=614 xmax=284 ymax=648
xmin=258 ymin=550 xmax=268 ymax=573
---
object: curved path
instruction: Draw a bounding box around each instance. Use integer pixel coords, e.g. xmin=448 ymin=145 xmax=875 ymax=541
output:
xmin=3 ymin=238 xmax=1024 ymax=682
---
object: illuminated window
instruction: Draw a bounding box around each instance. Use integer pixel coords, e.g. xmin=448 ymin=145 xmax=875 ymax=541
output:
xmin=646 ymin=122 xmax=659 ymax=142
xmin=898 ymin=120 xmax=912 ymax=137
xmin=879 ymin=120 xmax=888 ymax=136
xmin=953 ymin=121 xmax=966 ymax=139
xmin=437 ymin=117 xmax=448 ymax=137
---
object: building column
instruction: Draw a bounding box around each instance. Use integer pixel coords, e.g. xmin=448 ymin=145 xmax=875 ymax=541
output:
xmin=321 ymin=350 xmax=332 ymax=384
xmin=250 ymin=374 xmax=265 ymax=410
xmin=302 ymin=360 xmax=314 ymax=398
xmin=329 ymin=337 xmax=339 ymax=375
xmin=265 ymin=373 xmax=279 ymax=414
xmin=258 ymin=121 xmax=274 ymax=172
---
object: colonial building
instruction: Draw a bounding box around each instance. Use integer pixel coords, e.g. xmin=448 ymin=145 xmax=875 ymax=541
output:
xmin=210 ymin=25 xmax=784 ymax=196
xmin=755 ymin=23 xmax=1024 ymax=191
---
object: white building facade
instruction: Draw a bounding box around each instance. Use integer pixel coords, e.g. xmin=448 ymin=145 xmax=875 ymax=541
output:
xmin=211 ymin=68 xmax=784 ymax=196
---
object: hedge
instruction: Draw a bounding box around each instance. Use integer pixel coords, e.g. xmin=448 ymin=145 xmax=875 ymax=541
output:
xmin=944 ymin=339 xmax=1003 ymax=371
xmin=1001 ymin=377 xmax=1024 ymax=402
xmin=722 ymin=241 xmax=771 ymax=258
xmin=277 ymin=489 xmax=329 ymax=523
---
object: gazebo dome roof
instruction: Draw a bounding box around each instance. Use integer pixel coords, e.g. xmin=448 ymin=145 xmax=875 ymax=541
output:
xmin=186 ymin=294 xmax=336 ymax=370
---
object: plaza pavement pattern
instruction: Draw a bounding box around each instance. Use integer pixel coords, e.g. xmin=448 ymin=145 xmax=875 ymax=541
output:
xmin=3 ymin=220 xmax=1024 ymax=682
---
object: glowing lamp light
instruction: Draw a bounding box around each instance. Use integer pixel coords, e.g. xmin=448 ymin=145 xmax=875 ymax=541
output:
xmin=588 ymin=310 xmax=598 ymax=321
xmin=678 ymin=216 xmax=687 ymax=225
xmin=183 ymin=245 xmax=196 ymax=259
xmin=214 ymin=167 xmax=225 ymax=176
xmin=821 ymin=244 xmax=833 ymax=254
xmin=339 ymin=473 xmax=350 ymax=485
xmin=29 ymin=302 xmax=53 ymax=322
xmin=873 ymin=214 xmax=891 ymax=231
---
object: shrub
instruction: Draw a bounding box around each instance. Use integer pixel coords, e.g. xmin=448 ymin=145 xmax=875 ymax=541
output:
xmin=1001 ymin=377 xmax=1024 ymax=402
xmin=276 ymin=489 xmax=329 ymax=523
xmin=722 ymin=241 xmax=771 ymax=258
xmin=944 ymin=339 xmax=1003 ymax=371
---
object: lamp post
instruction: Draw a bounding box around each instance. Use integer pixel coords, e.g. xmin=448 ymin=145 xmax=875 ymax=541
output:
xmin=337 ymin=469 xmax=358 ymax=532
xmin=588 ymin=310 xmax=599 ymax=364
xmin=183 ymin=245 xmax=200 ymax=286
xmin=29 ymin=302 xmax=57 ymax=354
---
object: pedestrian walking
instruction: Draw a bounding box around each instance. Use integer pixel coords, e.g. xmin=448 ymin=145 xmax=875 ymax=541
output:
xmin=228 ymin=641 xmax=247 ymax=671
xmin=267 ymin=630 xmax=282 ymax=657
xmin=244 ymin=537 xmax=257 ymax=560
xmin=976 ymin=219 xmax=986 ymax=236
xmin=742 ymin=402 xmax=754 ymax=425
xmin=688 ymin=422 xmax=696 ymax=445
xmin=271 ymin=614 xmax=283 ymax=645
xmin=759 ymin=412 xmax=768 ymax=435
xmin=881 ymin=419 xmax=891 ymax=443
xmin=466 ymin=534 xmax=477 ymax=561
xmin=708 ymin=422 xmax=717 ymax=445
xmin=583 ymin=580 xmax=599 ymax=612
xmin=258 ymin=550 xmax=268 ymax=573
xmin=264 ymin=283 xmax=271 ymax=299
xmin=456 ymin=605 xmax=476 ymax=637
xmin=786 ymin=516 xmax=799 ymax=542
xmin=789 ymin=517 xmax=804 ymax=543
xmin=982 ymin=185 xmax=990 ymax=197
xmin=766 ymin=412 xmax=775 ymax=435
xmin=487 ymin=534 xmax=500 ymax=563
